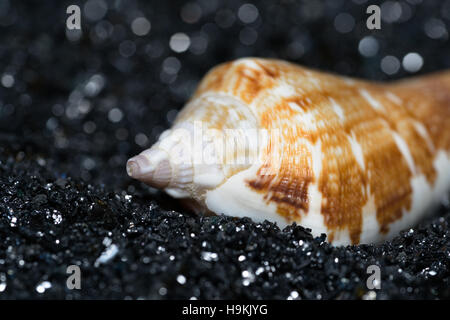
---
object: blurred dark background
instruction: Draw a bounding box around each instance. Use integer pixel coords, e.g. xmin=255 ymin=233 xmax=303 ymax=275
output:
xmin=0 ymin=0 xmax=449 ymax=299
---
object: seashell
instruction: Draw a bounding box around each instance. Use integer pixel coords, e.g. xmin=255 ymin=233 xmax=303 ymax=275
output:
xmin=127 ymin=58 xmax=450 ymax=245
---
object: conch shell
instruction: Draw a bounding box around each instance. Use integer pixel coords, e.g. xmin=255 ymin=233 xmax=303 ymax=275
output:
xmin=127 ymin=58 xmax=450 ymax=245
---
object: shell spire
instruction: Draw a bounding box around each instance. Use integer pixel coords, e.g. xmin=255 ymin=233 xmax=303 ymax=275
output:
xmin=127 ymin=148 xmax=172 ymax=189
xmin=127 ymin=57 xmax=450 ymax=245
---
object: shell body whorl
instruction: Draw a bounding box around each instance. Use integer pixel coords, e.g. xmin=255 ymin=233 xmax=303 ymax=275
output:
xmin=127 ymin=58 xmax=450 ymax=245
